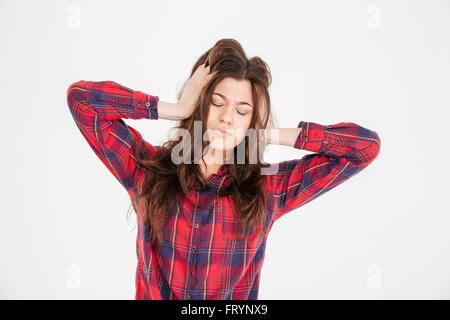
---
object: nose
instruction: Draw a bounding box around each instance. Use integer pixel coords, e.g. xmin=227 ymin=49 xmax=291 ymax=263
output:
xmin=218 ymin=104 xmax=234 ymax=125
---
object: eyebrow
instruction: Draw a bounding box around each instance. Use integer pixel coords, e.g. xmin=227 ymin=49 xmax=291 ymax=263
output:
xmin=212 ymin=92 xmax=253 ymax=108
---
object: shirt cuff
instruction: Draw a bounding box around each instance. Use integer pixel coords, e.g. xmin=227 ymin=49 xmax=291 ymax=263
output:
xmin=133 ymin=91 xmax=159 ymax=120
xmin=293 ymin=121 xmax=325 ymax=152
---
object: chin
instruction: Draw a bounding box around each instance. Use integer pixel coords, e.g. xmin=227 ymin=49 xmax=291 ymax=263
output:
xmin=209 ymin=140 xmax=235 ymax=151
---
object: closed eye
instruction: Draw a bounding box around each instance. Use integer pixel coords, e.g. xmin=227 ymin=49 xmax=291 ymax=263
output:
xmin=212 ymin=103 xmax=247 ymax=116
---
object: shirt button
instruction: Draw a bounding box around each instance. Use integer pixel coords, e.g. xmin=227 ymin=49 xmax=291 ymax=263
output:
xmin=137 ymin=101 xmax=141 ymax=105
xmin=186 ymin=294 xmax=191 ymax=300
xmin=145 ymin=101 xmax=151 ymax=108
xmin=192 ymin=246 xmax=197 ymax=252
xmin=194 ymin=223 xmax=199 ymax=228
xmin=189 ymin=271 xmax=194 ymax=276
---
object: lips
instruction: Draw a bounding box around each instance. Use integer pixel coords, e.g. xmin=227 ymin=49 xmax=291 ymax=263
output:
xmin=214 ymin=128 xmax=233 ymax=136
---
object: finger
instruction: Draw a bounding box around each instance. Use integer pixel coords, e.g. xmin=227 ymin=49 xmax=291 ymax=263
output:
xmin=196 ymin=63 xmax=206 ymax=73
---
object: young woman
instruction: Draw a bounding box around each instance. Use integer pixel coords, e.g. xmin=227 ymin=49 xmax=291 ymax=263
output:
xmin=66 ymin=38 xmax=381 ymax=300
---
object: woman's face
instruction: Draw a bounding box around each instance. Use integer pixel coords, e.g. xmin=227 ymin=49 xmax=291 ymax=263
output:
xmin=206 ymin=77 xmax=254 ymax=153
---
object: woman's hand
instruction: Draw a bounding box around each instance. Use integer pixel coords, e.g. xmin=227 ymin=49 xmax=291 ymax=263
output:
xmin=177 ymin=63 xmax=217 ymax=119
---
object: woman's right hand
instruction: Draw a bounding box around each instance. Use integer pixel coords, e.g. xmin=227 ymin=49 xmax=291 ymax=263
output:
xmin=177 ymin=63 xmax=217 ymax=119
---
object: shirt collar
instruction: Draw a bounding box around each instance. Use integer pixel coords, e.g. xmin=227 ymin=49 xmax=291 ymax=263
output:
xmin=190 ymin=164 xmax=231 ymax=191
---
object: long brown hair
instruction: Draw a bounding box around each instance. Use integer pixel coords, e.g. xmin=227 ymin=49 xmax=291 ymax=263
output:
xmin=128 ymin=38 xmax=276 ymax=247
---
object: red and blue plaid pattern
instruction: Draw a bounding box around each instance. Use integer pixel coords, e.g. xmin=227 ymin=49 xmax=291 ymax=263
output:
xmin=67 ymin=80 xmax=381 ymax=300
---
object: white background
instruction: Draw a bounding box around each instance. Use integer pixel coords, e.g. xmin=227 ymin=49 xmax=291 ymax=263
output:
xmin=1 ymin=0 xmax=449 ymax=299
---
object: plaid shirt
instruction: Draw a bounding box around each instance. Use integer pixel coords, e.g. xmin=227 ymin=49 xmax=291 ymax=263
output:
xmin=67 ymin=80 xmax=381 ymax=300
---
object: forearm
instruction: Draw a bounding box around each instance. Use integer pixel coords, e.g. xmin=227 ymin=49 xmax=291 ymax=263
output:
xmin=67 ymin=80 xmax=158 ymax=120
xmin=157 ymin=100 xmax=186 ymax=121
xmin=271 ymin=121 xmax=381 ymax=166
xmin=67 ymin=80 xmax=188 ymax=122
xmin=265 ymin=127 xmax=302 ymax=147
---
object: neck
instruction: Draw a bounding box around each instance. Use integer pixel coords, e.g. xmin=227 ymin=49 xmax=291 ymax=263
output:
xmin=199 ymin=148 xmax=233 ymax=177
